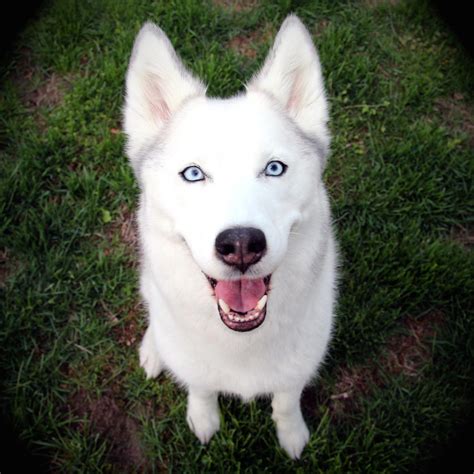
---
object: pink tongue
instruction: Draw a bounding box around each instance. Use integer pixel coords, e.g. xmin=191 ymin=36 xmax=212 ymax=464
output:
xmin=215 ymin=278 xmax=266 ymax=313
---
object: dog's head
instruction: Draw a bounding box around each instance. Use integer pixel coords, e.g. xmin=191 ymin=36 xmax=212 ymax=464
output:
xmin=124 ymin=15 xmax=330 ymax=332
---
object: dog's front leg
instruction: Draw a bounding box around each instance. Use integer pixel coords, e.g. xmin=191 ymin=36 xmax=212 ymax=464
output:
xmin=186 ymin=388 xmax=220 ymax=444
xmin=272 ymin=389 xmax=310 ymax=459
xmin=139 ymin=325 xmax=163 ymax=379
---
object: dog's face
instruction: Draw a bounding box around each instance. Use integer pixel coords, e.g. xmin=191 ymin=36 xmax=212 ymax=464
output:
xmin=124 ymin=16 xmax=330 ymax=331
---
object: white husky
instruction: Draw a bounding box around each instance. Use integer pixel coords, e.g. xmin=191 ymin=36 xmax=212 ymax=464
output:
xmin=123 ymin=14 xmax=337 ymax=459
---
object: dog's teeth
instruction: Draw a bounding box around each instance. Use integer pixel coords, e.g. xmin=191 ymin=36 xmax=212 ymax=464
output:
xmin=224 ymin=307 xmax=262 ymax=324
xmin=256 ymin=294 xmax=268 ymax=310
xmin=219 ymin=299 xmax=230 ymax=314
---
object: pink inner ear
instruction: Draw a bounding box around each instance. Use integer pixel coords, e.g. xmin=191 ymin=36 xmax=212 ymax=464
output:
xmin=144 ymin=72 xmax=171 ymax=124
xmin=286 ymin=67 xmax=305 ymax=117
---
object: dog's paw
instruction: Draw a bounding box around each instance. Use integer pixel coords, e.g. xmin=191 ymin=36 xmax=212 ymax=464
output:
xmin=186 ymin=410 xmax=220 ymax=444
xmin=276 ymin=419 xmax=310 ymax=460
xmin=139 ymin=328 xmax=163 ymax=379
xmin=186 ymin=394 xmax=220 ymax=444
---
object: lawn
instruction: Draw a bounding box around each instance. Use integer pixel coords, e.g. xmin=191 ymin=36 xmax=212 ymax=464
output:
xmin=1 ymin=0 xmax=473 ymax=472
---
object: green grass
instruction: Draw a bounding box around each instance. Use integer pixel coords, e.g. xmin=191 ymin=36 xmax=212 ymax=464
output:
xmin=1 ymin=0 xmax=473 ymax=472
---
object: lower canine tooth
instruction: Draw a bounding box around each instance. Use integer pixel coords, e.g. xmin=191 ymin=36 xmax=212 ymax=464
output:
xmin=219 ymin=299 xmax=230 ymax=314
xmin=256 ymin=294 xmax=268 ymax=310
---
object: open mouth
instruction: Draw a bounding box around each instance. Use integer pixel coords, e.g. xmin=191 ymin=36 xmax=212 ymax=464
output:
xmin=206 ymin=275 xmax=271 ymax=332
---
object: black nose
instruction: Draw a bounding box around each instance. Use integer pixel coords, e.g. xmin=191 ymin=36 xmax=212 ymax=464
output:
xmin=215 ymin=227 xmax=267 ymax=273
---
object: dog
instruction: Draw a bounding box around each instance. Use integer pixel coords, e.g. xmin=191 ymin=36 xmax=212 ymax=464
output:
xmin=123 ymin=14 xmax=337 ymax=459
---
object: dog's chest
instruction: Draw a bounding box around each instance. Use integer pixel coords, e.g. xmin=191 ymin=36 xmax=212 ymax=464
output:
xmin=152 ymin=303 xmax=328 ymax=397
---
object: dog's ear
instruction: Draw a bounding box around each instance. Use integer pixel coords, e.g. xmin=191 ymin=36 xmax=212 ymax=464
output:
xmin=247 ymin=15 xmax=329 ymax=156
xmin=123 ymin=22 xmax=206 ymax=168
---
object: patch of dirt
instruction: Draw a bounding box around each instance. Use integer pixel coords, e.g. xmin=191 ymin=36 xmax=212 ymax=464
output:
xmin=112 ymin=299 xmax=143 ymax=348
xmin=226 ymin=19 xmax=326 ymax=59
xmin=13 ymin=48 xmax=70 ymax=109
xmin=99 ymin=205 xmax=144 ymax=346
xmin=312 ymin=19 xmax=330 ymax=38
xmin=11 ymin=47 xmax=73 ymax=128
xmin=117 ymin=206 xmax=139 ymax=249
xmin=449 ymin=224 xmax=474 ymax=249
xmin=68 ymin=389 xmax=148 ymax=471
xmin=365 ymin=0 xmax=401 ymax=7
xmin=0 ymin=248 xmax=10 ymax=288
xmin=315 ymin=311 xmax=445 ymax=419
xmin=21 ymin=72 xmax=71 ymax=110
xmin=227 ymin=25 xmax=274 ymax=59
xmin=104 ymin=204 xmax=139 ymax=263
xmin=302 ymin=364 xmax=382 ymax=420
xmin=324 ymin=162 xmax=345 ymax=200
xmin=228 ymin=31 xmax=259 ymax=59
xmin=383 ymin=310 xmax=445 ymax=377
xmin=0 ymin=248 xmax=21 ymax=289
xmin=9 ymin=47 xmax=35 ymax=89
xmin=328 ymin=365 xmax=382 ymax=417
xmin=434 ymin=93 xmax=474 ymax=146
xmin=212 ymin=0 xmax=257 ymax=12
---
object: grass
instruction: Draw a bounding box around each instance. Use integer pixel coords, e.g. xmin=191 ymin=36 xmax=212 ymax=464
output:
xmin=1 ymin=0 xmax=473 ymax=472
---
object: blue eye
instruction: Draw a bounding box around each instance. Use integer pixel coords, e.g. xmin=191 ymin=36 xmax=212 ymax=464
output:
xmin=264 ymin=160 xmax=287 ymax=177
xmin=181 ymin=165 xmax=205 ymax=182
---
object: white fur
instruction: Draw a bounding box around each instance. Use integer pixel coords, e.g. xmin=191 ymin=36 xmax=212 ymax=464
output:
xmin=124 ymin=15 xmax=337 ymax=460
